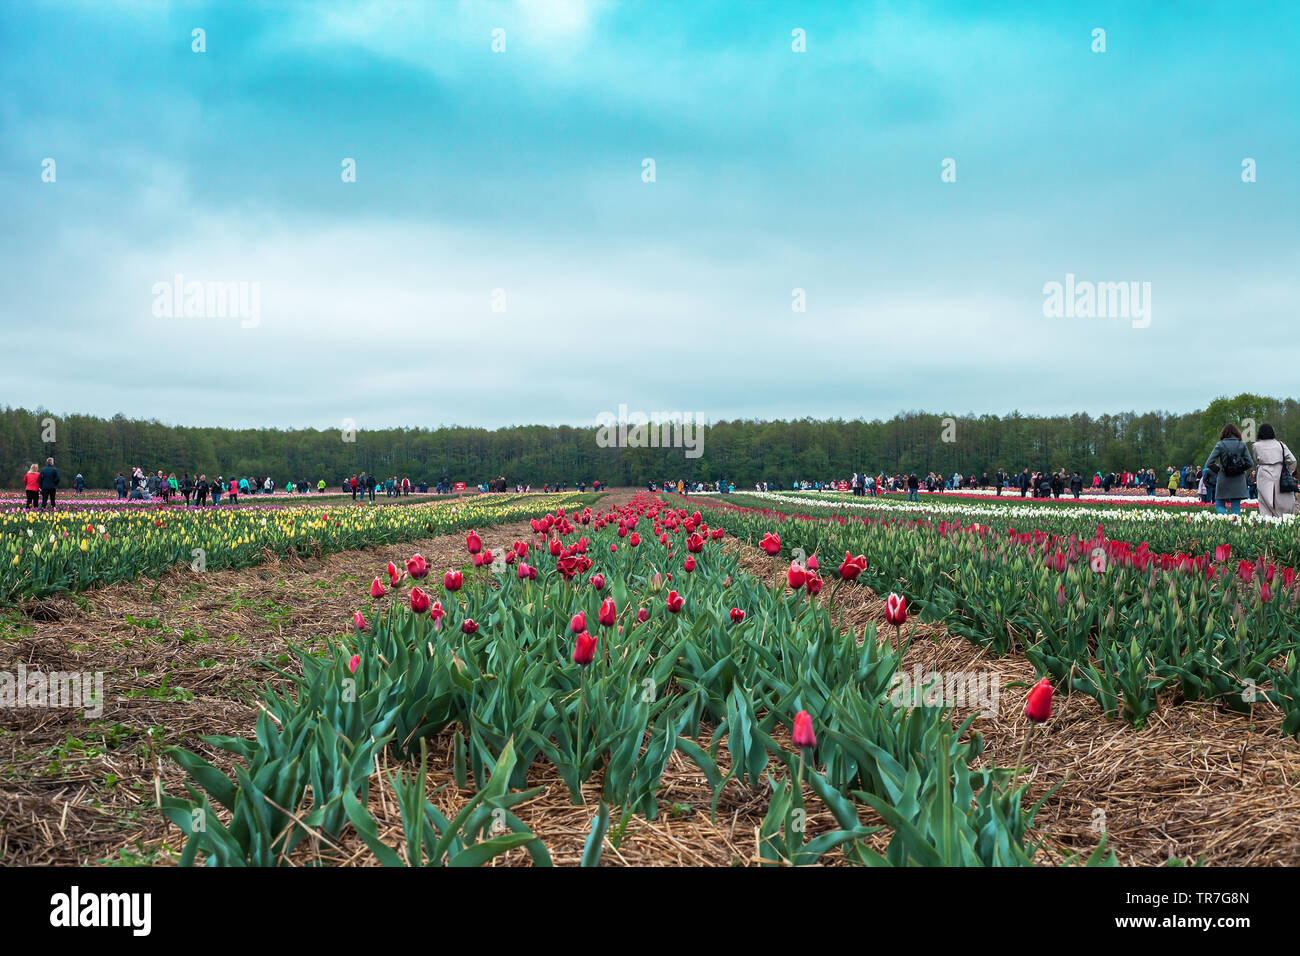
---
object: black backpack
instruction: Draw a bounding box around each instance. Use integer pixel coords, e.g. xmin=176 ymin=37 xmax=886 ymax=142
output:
xmin=1220 ymin=441 xmax=1249 ymax=477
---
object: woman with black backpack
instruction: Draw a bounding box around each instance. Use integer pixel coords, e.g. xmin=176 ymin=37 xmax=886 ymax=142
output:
xmin=1204 ymin=423 xmax=1254 ymax=516
xmin=1252 ymin=423 xmax=1297 ymax=518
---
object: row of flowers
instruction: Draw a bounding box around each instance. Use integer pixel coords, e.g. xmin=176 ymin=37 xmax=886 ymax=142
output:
xmin=0 ymin=492 xmax=595 ymax=603
xmin=691 ymin=495 xmax=1300 ymax=734
xmin=162 ymin=492 xmax=1079 ymax=867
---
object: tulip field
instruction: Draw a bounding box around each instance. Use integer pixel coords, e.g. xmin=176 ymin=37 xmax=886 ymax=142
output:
xmin=6 ymin=488 xmax=1300 ymax=867
xmin=0 ymin=493 xmax=585 ymax=604
xmin=157 ymin=493 xmax=1068 ymax=867
xmin=700 ymin=492 xmax=1300 ymax=732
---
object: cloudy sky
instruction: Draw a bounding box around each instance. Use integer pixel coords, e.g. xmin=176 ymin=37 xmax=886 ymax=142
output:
xmin=3 ymin=1 xmax=1297 ymax=431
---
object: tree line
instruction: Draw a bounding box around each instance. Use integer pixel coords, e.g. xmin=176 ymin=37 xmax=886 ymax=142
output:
xmin=1 ymin=394 xmax=1293 ymax=490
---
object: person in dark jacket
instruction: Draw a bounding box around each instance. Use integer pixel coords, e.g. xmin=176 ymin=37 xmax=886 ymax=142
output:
xmin=38 ymin=458 xmax=60 ymax=508
xmin=1018 ymin=469 xmax=1030 ymax=497
xmin=1069 ymin=471 xmax=1084 ymax=498
xmin=115 ymin=473 xmax=127 ymax=498
xmin=1199 ymin=464 xmax=1218 ymax=503
xmin=74 ymin=473 xmax=85 ymax=493
xmin=1204 ymin=423 xmax=1254 ymax=515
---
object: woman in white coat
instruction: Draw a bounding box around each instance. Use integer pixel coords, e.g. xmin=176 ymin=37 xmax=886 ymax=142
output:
xmin=1252 ymin=423 xmax=1297 ymax=518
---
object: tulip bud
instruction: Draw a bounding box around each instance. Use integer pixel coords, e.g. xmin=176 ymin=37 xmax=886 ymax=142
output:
xmin=598 ymin=598 xmax=616 ymax=627
xmin=792 ymin=710 xmax=817 ymax=749
xmin=885 ymin=592 xmax=907 ymax=627
xmin=573 ymin=630 xmax=597 ymax=667
xmin=1024 ymin=677 xmax=1053 ymax=723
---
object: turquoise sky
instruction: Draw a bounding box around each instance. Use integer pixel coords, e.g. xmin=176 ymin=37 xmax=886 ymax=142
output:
xmin=3 ymin=1 xmax=1297 ymax=429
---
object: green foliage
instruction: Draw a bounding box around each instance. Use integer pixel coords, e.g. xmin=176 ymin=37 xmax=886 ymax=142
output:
xmin=9 ymin=397 xmax=1300 ymax=489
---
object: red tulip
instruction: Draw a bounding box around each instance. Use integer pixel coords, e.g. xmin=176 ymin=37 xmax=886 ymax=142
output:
xmin=589 ymin=574 xmax=605 ymax=590
xmin=760 ymin=532 xmax=781 ymax=556
xmin=885 ymin=592 xmax=907 ymax=627
xmin=598 ymin=598 xmax=616 ymax=627
xmin=348 ymin=654 xmax=360 ymax=674
xmin=729 ymin=607 xmax=745 ymax=623
xmin=573 ymin=630 xmax=597 ymax=667
xmin=516 ymin=562 xmax=533 ymax=580
xmin=430 ymin=600 xmax=445 ymax=628
xmin=806 ymin=554 xmax=819 ymax=571
xmin=838 ymin=552 xmax=867 ymax=581
xmin=409 ymin=586 xmax=430 ymax=614
xmin=461 ymin=618 xmax=479 ymax=635
xmin=444 ymin=569 xmax=463 ymax=592
xmin=792 ymin=710 xmax=817 ymax=749
xmin=684 ymin=556 xmax=696 ymax=573
xmin=387 ymin=561 xmax=402 ymax=586
xmin=666 ymin=590 xmax=684 ymax=613
xmin=636 ymin=606 xmax=649 ymax=623
xmin=352 ymin=610 xmax=367 ymax=630
xmin=370 ymin=577 xmax=386 ymax=598
xmin=406 ymin=553 xmax=429 ymax=578
xmin=466 ymin=531 xmax=482 ymax=555
xmin=1237 ymin=560 xmax=1255 ymax=585
xmin=570 ymin=611 xmax=586 ymax=633
xmin=1261 ymin=582 xmax=1273 ymax=604
xmin=687 ymin=533 xmax=704 ymax=554
xmin=1024 ymin=677 xmax=1053 ymax=723
xmin=628 ymin=532 xmax=640 ymax=547
xmin=805 ymin=575 xmax=823 ymax=596
xmin=787 ymin=561 xmax=807 ymax=590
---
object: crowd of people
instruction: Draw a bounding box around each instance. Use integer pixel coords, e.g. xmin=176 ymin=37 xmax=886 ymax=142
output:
xmin=747 ymin=422 xmax=1300 ymax=519
xmin=16 ymin=423 xmax=1299 ymax=518
xmin=14 ymin=462 xmax=609 ymax=510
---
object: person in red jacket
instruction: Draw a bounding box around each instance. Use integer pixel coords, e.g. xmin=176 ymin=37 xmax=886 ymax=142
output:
xmin=23 ymin=463 xmax=39 ymax=508
xmin=228 ymin=478 xmax=239 ymax=505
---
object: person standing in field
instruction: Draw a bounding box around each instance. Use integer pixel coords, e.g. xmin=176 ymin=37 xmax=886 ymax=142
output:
xmin=194 ymin=475 xmax=209 ymax=507
xmin=1204 ymin=423 xmax=1254 ymax=516
xmin=1252 ymin=423 xmax=1297 ymax=518
xmin=1197 ymin=464 xmax=1218 ymax=504
xmin=24 ymin=463 xmax=40 ymax=508
xmin=39 ymin=457 xmax=60 ymax=508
